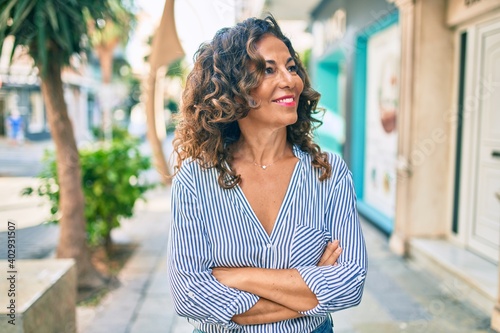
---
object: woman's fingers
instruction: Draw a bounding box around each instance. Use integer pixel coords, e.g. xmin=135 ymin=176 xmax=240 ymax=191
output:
xmin=322 ymin=247 xmax=342 ymax=266
xmin=331 ymin=246 xmax=342 ymax=265
xmin=317 ymin=242 xmax=332 ymax=266
xmin=318 ymin=240 xmax=342 ymax=266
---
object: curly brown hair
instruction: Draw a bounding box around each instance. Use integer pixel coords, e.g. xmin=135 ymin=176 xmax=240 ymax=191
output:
xmin=173 ymin=15 xmax=332 ymax=188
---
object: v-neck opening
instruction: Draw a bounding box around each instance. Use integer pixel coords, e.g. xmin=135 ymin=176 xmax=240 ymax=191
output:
xmin=234 ymin=157 xmax=303 ymax=241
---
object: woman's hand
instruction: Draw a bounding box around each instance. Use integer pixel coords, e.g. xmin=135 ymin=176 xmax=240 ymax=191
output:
xmin=232 ymin=298 xmax=303 ymax=325
xmin=317 ymin=240 xmax=342 ymax=266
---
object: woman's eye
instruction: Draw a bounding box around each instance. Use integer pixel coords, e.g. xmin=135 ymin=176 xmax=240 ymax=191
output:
xmin=265 ymin=67 xmax=275 ymax=74
xmin=288 ymin=65 xmax=298 ymax=73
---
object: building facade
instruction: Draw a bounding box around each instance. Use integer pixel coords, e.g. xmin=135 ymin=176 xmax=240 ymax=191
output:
xmin=310 ymin=0 xmax=399 ymax=233
xmin=310 ymin=0 xmax=500 ymax=329
xmin=0 ymin=37 xmax=100 ymax=143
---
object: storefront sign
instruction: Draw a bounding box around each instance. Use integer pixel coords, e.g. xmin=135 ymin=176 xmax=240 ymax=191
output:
xmin=363 ymin=23 xmax=400 ymax=219
xmin=448 ymin=0 xmax=500 ymax=26
xmin=312 ymin=9 xmax=346 ymax=57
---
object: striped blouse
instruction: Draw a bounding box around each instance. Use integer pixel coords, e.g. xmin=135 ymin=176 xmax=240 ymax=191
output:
xmin=168 ymin=145 xmax=367 ymax=333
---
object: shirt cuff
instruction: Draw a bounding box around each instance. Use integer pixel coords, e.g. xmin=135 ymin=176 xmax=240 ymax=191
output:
xmin=204 ymin=290 xmax=259 ymax=329
xmin=296 ymin=266 xmax=331 ymax=316
xmin=296 ymin=265 xmax=366 ymax=316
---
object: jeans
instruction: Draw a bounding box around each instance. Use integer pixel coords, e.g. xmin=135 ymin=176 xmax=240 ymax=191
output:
xmin=311 ymin=316 xmax=334 ymax=333
xmin=192 ymin=316 xmax=333 ymax=333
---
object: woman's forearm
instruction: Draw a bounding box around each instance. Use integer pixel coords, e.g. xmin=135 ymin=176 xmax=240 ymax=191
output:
xmin=213 ymin=267 xmax=318 ymax=312
xmin=232 ymin=297 xmax=303 ymax=325
xmin=213 ymin=241 xmax=341 ymax=314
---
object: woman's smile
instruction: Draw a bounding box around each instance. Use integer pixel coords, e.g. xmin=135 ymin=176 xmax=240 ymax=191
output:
xmin=272 ymin=95 xmax=297 ymax=107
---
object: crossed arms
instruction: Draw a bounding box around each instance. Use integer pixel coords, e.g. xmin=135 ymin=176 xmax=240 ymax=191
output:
xmin=212 ymin=241 xmax=342 ymax=325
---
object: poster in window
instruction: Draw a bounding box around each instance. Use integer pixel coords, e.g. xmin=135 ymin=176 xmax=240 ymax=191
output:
xmin=363 ymin=23 xmax=400 ymax=219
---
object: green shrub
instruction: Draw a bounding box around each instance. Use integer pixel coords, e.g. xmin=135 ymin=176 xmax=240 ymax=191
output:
xmin=23 ymin=134 xmax=156 ymax=250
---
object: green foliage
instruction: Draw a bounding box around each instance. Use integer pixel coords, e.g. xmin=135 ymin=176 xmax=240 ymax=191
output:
xmin=300 ymin=48 xmax=312 ymax=72
xmin=23 ymin=133 xmax=155 ymax=247
xmin=86 ymin=0 xmax=136 ymax=48
xmin=112 ymin=59 xmax=142 ymax=118
xmin=122 ymin=75 xmax=142 ymax=116
xmin=166 ymin=120 xmax=177 ymax=136
xmin=0 ymin=0 xmax=130 ymax=77
xmin=166 ymin=58 xmax=186 ymax=79
xmin=165 ymin=98 xmax=178 ymax=113
xmin=165 ymin=98 xmax=178 ymax=135
xmin=92 ymin=125 xmax=131 ymax=142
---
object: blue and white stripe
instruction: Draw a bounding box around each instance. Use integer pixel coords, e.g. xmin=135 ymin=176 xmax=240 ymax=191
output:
xmin=168 ymin=145 xmax=367 ymax=333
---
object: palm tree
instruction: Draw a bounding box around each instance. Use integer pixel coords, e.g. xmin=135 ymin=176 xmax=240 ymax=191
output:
xmin=87 ymin=0 xmax=135 ymax=140
xmin=0 ymin=0 xmax=124 ymax=289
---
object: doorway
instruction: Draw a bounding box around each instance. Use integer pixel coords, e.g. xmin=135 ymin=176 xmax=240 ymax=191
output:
xmin=457 ymin=14 xmax=500 ymax=263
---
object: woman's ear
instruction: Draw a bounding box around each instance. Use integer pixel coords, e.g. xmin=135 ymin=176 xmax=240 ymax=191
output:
xmin=247 ymin=97 xmax=259 ymax=108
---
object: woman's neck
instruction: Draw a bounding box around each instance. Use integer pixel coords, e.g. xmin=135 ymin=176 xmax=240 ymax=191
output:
xmin=234 ymin=128 xmax=291 ymax=166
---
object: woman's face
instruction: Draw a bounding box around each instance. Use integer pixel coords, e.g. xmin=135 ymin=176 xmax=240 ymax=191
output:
xmin=241 ymin=34 xmax=304 ymax=131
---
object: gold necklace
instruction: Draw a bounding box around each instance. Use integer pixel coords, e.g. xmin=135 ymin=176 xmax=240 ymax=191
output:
xmin=252 ymin=154 xmax=285 ymax=170
xmin=253 ymin=161 xmax=276 ymax=170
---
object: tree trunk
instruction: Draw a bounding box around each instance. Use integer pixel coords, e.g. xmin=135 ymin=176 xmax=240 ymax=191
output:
xmin=39 ymin=58 xmax=106 ymax=290
xmin=104 ymin=231 xmax=113 ymax=257
xmin=144 ymin=0 xmax=185 ymax=184
xmin=96 ymin=43 xmax=118 ymax=141
xmin=145 ymin=71 xmax=171 ymax=184
xmin=96 ymin=44 xmax=115 ymax=85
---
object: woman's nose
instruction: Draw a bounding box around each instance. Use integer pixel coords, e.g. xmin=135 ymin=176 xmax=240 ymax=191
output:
xmin=279 ymin=69 xmax=295 ymax=89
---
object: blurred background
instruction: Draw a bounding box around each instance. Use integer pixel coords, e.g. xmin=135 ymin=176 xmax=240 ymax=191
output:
xmin=0 ymin=0 xmax=499 ymax=332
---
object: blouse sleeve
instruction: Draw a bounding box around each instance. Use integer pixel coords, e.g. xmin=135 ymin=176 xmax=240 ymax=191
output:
xmin=168 ymin=177 xmax=259 ymax=329
xmin=295 ymin=169 xmax=367 ymax=316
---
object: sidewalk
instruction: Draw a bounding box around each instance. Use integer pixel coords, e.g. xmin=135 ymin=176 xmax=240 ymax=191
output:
xmin=78 ymin=185 xmax=176 ymax=333
xmin=79 ymin=185 xmax=495 ymax=333
xmin=0 ymin=138 xmax=54 ymax=177
xmin=0 ymin=177 xmax=52 ymax=231
xmin=0 ymin=137 xmax=55 ymax=234
xmin=0 ymin=177 xmax=59 ymax=259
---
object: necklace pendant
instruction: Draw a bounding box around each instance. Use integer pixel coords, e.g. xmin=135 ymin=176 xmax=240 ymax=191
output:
xmin=261 ymin=165 xmax=267 ymax=170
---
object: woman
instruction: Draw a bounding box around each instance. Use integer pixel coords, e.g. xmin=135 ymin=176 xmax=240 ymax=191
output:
xmin=168 ymin=15 xmax=367 ymax=333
